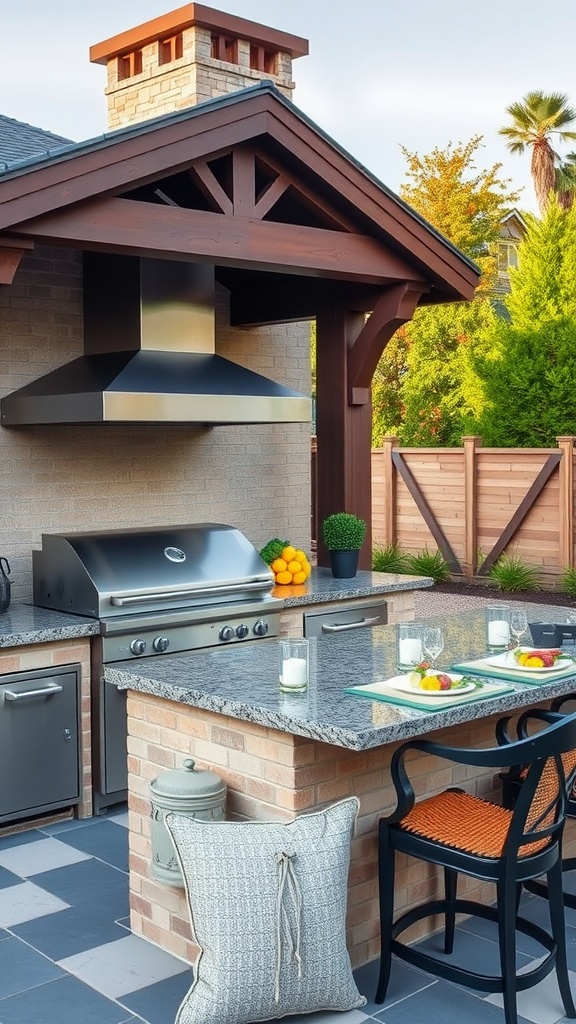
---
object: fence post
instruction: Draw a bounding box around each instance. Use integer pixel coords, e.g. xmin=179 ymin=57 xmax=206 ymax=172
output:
xmin=463 ymin=436 xmax=482 ymax=578
xmin=382 ymin=436 xmax=399 ymax=548
xmin=557 ymin=436 xmax=575 ymax=572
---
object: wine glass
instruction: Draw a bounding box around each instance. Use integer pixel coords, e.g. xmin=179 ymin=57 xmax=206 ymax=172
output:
xmin=510 ymin=609 xmax=528 ymax=650
xmin=422 ymin=627 xmax=444 ymax=670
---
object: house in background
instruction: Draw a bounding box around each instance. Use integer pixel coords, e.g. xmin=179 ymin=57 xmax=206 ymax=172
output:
xmin=495 ymin=207 xmax=529 ymax=294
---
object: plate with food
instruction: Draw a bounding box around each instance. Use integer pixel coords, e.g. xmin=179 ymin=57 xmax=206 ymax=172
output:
xmin=486 ymin=648 xmax=574 ymax=673
xmin=389 ymin=671 xmax=476 ymax=697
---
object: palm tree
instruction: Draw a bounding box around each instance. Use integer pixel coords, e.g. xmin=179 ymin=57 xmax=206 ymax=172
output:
xmin=499 ymin=91 xmax=576 ymax=214
xmin=556 ymin=153 xmax=576 ymax=209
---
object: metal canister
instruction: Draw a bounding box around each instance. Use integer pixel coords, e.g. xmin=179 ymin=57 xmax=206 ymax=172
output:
xmin=150 ymin=757 xmax=226 ymax=887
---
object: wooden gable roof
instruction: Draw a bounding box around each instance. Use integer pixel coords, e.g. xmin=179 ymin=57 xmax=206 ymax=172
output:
xmin=0 ymin=83 xmax=479 ymax=312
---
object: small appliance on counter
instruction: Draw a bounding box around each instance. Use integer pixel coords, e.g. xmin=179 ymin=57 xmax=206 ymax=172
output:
xmin=0 ymin=557 xmax=12 ymax=613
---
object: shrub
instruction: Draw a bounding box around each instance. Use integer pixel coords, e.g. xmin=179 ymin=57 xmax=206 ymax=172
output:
xmin=372 ymin=544 xmax=412 ymax=574
xmin=487 ymin=554 xmax=542 ymax=592
xmin=560 ymin=566 xmax=576 ymax=598
xmin=407 ymin=547 xmax=451 ymax=583
xmin=322 ymin=513 xmax=366 ymax=551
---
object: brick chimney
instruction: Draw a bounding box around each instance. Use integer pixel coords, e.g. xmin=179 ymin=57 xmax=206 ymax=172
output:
xmin=90 ymin=3 xmax=309 ymax=131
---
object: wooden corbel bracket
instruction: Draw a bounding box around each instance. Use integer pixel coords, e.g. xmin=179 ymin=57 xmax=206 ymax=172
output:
xmin=0 ymin=236 xmax=34 ymax=284
xmin=347 ymin=281 xmax=428 ymax=405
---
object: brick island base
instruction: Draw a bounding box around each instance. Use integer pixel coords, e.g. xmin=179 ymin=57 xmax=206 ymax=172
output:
xmin=124 ymin=691 xmax=555 ymax=969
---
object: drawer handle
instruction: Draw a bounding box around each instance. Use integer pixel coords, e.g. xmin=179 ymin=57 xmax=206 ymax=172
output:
xmin=322 ymin=615 xmax=381 ymax=634
xmin=4 ymin=683 xmax=63 ymax=702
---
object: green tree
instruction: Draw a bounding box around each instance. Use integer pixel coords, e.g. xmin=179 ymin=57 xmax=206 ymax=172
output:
xmin=372 ymin=137 xmax=518 ymax=444
xmin=399 ymin=134 xmax=518 ymax=292
xmin=475 ymin=197 xmax=576 ymax=445
xmin=499 ymin=91 xmax=576 ymax=214
xmin=397 ymin=299 xmax=498 ymax=446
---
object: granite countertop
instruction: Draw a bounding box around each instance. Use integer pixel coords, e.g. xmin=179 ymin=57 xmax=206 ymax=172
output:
xmin=0 ymin=572 xmax=429 ymax=650
xmin=0 ymin=603 xmax=99 ymax=647
xmin=273 ymin=567 xmax=433 ymax=606
xmin=106 ymin=603 xmax=576 ymax=751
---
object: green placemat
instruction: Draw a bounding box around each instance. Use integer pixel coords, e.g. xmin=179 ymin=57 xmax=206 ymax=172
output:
xmin=451 ymin=656 xmax=576 ymax=686
xmin=344 ymin=678 xmax=514 ymax=712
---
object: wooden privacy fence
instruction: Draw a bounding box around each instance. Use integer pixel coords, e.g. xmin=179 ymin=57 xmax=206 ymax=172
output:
xmin=312 ymin=436 xmax=576 ymax=584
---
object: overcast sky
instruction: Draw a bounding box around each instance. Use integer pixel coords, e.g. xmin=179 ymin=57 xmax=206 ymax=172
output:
xmin=2 ymin=0 xmax=576 ymax=214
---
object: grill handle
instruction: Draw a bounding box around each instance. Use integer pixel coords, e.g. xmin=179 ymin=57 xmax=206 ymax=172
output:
xmin=109 ymin=579 xmax=273 ymax=607
xmin=4 ymin=683 xmax=63 ymax=702
xmin=321 ymin=615 xmax=381 ymax=634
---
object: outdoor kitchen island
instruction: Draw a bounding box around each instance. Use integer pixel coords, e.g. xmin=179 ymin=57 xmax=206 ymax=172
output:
xmin=106 ymin=602 xmax=576 ymax=970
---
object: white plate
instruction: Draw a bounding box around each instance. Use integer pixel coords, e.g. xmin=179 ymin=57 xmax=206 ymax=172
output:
xmin=388 ymin=674 xmax=476 ymax=697
xmin=485 ymin=649 xmax=574 ymax=673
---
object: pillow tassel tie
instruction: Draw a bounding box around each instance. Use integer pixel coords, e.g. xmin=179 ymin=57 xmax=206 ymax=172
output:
xmin=274 ymin=849 xmax=303 ymax=1002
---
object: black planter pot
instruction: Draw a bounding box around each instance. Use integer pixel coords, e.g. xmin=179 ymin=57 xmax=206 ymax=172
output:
xmin=328 ymin=549 xmax=360 ymax=579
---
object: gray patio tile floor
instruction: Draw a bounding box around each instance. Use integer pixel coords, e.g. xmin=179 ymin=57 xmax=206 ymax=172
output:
xmin=0 ymin=808 xmax=573 ymax=1024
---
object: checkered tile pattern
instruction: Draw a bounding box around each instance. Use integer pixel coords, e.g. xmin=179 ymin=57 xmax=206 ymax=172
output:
xmin=0 ymin=809 xmax=574 ymax=1024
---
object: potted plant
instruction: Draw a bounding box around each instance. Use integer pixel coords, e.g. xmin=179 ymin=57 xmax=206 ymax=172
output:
xmin=322 ymin=512 xmax=366 ymax=579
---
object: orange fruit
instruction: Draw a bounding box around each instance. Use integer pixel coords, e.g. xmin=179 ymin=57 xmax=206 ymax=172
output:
xmin=275 ymin=570 xmax=293 ymax=585
xmin=281 ymin=546 xmax=296 ymax=562
xmin=287 ymin=560 xmax=302 ymax=574
xmin=271 ymin=558 xmax=287 ymax=573
xmin=294 ymin=549 xmax=307 ymax=562
xmin=292 ymin=570 xmax=307 ymax=584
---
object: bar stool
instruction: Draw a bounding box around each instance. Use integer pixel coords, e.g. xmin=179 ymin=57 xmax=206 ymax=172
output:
xmin=375 ymin=711 xmax=576 ymax=1024
xmin=500 ymin=695 xmax=576 ymax=909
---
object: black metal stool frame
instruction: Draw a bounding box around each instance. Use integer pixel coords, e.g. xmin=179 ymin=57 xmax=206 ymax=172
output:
xmin=501 ymin=698 xmax=576 ymax=910
xmin=376 ymin=711 xmax=576 ymax=1024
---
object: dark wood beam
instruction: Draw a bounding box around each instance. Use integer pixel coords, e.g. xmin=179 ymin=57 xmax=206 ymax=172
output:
xmin=315 ymin=307 xmax=373 ymax=570
xmin=12 ymin=197 xmax=429 ymax=284
xmin=232 ymin=148 xmax=256 ymax=217
xmin=253 ymin=173 xmax=290 ymax=219
xmin=0 ymin=237 xmax=34 ymax=284
xmin=347 ymin=282 xmax=426 ymax=404
xmin=253 ymin=146 xmax=358 ymax=232
xmin=0 ymin=105 xmax=272 ymax=231
xmin=188 ymin=160 xmax=233 ymax=215
xmin=265 ymin=104 xmax=479 ymax=299
xmin=227 ymin=278 xmax=385 ymax=326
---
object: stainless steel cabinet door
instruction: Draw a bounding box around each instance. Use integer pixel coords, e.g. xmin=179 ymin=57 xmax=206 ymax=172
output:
xmin=0 ymin=665 xmax=80 ymax=823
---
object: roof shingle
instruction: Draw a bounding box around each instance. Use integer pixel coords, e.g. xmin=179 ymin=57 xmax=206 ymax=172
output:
xmin=0 ymin=113 xmax=72 ymax=171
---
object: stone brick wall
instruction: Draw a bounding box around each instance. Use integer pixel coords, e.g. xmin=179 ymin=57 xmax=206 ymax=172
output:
xmin=125 ymin=692 xmax=513 ymax=968
xmin=0 ymin=245 xmax=312 ymax=602
xmin=105 ymin=26 xmax=295 ymax=130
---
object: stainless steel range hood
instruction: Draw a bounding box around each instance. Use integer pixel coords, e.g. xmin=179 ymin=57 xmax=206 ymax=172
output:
xmin=1 ymin=255 xmax=311 ymax=426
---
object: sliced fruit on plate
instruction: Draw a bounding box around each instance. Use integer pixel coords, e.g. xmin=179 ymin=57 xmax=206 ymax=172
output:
xmin=407 ymin=671 xmax=466 ymax=691
xmin=513 ymin=648 xmax=566 ymax=668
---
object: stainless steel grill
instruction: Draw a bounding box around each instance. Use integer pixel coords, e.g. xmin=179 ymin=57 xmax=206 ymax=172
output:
xmin=33 ymin=523 xmax=281 ymax=812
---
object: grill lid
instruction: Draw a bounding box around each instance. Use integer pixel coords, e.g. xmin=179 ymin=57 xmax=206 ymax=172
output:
xmin=32 ymin=523 xmax=275 ymax=619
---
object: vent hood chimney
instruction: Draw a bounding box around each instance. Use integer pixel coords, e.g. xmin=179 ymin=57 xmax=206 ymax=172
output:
xmin=0 ymin=254 xmax=311 ymax=426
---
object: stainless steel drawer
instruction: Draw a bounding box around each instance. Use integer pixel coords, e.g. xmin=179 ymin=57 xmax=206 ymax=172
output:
xmin=303 ymin=599 xmax=387 ymax=639
xmin=0 ymin=665 xmax=81 ymax=824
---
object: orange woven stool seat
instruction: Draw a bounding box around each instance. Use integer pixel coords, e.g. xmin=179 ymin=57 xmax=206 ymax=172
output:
xmin=375 ymin=712 xmax=576 ymax=1024
xmin=401 ymin=790 xmax=512 ymax=857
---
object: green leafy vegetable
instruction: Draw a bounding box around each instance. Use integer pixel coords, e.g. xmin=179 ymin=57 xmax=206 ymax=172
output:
xmin=259 ymin=538 xmax=289 ymax=565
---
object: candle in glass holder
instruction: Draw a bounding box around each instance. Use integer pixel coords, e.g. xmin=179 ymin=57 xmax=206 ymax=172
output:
xmin=279 ymin=638 xmax=309 ymax=692
xmin=485 ymin=605 xmax=511 ymax=651
xmin=396 ymin=622 xmax=424 ymax=671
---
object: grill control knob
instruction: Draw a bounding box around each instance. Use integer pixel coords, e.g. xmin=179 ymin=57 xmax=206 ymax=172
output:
xmin=253 ymin=619 xmax=269 ymax=637
xmin=153 ymin=636 xmax=170 ymax=653
xmin=235 ymin=624 xmax=249 ymax=639
xmin=130 ymin=639 xmax=147 ymax=656
xmin=219 ymin=625 xmax=235 ymax=642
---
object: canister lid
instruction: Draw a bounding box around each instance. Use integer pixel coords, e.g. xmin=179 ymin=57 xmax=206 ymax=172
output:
xmin=150 ymin=758 xmax=226 ymax=799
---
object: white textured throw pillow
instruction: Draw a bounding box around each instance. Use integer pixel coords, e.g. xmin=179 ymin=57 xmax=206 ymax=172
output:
xmin=165 ymin=796 xmax=365 ymax=1024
